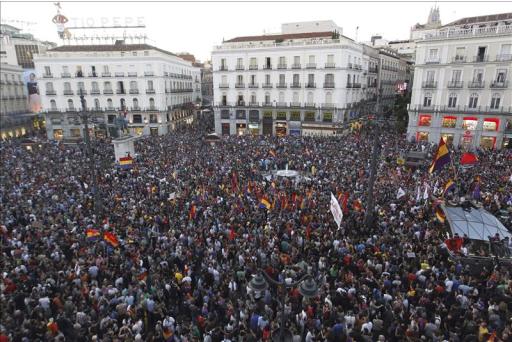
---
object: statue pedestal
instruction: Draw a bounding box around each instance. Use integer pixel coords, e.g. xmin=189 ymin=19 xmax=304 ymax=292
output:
xmin=112 ymin=135 xmax=137 ymax=162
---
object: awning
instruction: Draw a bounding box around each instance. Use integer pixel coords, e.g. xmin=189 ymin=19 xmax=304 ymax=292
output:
xmin=441 ymin=204 xmax=511 ymax=241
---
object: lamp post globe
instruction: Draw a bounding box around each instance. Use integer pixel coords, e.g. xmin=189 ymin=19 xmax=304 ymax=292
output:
xmin=298 ymin=278 xmax=319 ymax=298
xmin=248 ymin=274 xmax=269 ymax=293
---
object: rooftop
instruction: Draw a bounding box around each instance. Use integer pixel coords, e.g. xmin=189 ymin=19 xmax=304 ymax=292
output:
xmin=225 ymin=31 xmax=334 ymax=43
xmin=48 ymin=43 xmax=180 ymax=59
xmin=442 ymin=12 xmax=512 ymax=27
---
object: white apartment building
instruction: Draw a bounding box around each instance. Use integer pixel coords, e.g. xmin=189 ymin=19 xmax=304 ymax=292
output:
xmin=407 ymin=13 xmax=512 ymax=150
xmin=377 ymin=47 xmax=409 ymax=109
xmin=212 ymin=21 xmax=367 ymax=136
xmin=34 ymin=42 xmax=202 ymax=140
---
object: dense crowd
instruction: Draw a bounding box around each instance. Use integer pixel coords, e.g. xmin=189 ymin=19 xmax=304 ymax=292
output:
xmin=1 ymin=116 xmax=511 ymax=342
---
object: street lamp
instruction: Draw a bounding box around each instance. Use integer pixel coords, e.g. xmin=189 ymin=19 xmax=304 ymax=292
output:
xmin=78 ymin=88 xmax=102 ymax=222
xmin=248 ymin=270 xmax=320 ymax=342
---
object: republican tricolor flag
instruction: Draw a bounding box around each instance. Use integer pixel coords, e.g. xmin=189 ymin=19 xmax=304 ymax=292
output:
xmin=428 ymin=138 xmax=451 ymax=174
xmin=103 ymin=231 xmax=119 ymax=248
xmin=86 ymin=229 xmax=100 ymax=239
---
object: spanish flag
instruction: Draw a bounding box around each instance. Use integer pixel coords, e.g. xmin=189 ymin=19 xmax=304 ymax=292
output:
xmin=442 ymin=179 xmax=456 ymax=197
xmin=428 ymin=138 xmax=451 ymax=173
xmin=86 ymin=229 xmax=100 ymax=239
xmin=103 ymin=231 xmax=119 ymax=247
xmin=259 ymin=197 xmax=271 ymax=210
xmin=435 ymin=206 xmax=446 ymax=223
xmin=119 ymin=156 xmax=134 ymax=169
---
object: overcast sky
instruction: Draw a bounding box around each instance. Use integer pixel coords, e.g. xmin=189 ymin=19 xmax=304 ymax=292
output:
xmin=2 ymin=1 xmax=511 ymax=61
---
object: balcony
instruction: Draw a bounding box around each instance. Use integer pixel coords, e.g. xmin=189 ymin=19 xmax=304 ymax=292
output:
xmin=131 ymin=106 xmax=141 ymax=111
xmin=61 ymin=73 xmax=71 ymax=78
xmin=368 ymin=67 xmax=378 ymax=73
xmin=46 ymin=90 xmax=57 ymax=95
xmin=472 ymin=55 xmax=488 ymax=63
xmin=219 ymin=83 xmax=229 ymax=88
xmin=218 ymin=66 xmax=228 ymax=71
xmin=421 ymin=81 xmax=437 ymax=89
xmin=115 ymin=72 xmax=125 ymax=77
xmin=276 ymin=83 xmax=287 ymax=88
xmin=90 ymin=89 xmax=101 ymax=95
xmin=452 ymin=56 xmax=466 ymax=63
xmin=101 ymin=72 xmax=112 ymax=77
xmin=75 ymin=72 xmax=84 ymax=78
xmin=236 ymin=101 xmax=246 ymax=107
xmin=262 ymin=102 xmax=273 ymax=107
xmin=496 ymin=54 xmax=512 ymax=62
xmin=144 ymin=71 xmax=154 ymax=76
xmin=248 ymin=102 xmax=259 ymax=107
xmin=88 ymin=73 xmax=98 ymax=77
xmin=348 ymin=63 xmax=353 ymax=69
xmin=425 ymin=59 xmax=440 ymax=64
xmin=290 ymin=83 xmax=301 ymax=88
xmin=291 ymin=63 xmax=301 ymax=69
xmin=276 ymin=102 xmax=288 ymax=108
xmin=116 ymin=89 xmax=126 ymax=94
xmin=277 ymin=64 xmax=287 ymax=69
xmin=249 ymin=65 xmax=258 ymax=70
xmin=305 ymin=83 xmax=316 ymax=88
xmin=262 ymin=83 xmax=273 ymax=88
xmin=43 ymin=73 xmax=53 ymax=78
xmin=128 ymin=72 xmax=138 ymax=77
xmin=290 ymin=102 xmax=301 ymax=108
xmin=323 ymin=82 xmax=335 ymax=88
xmin=306 ymin=63 xmax=316 ymax=69
xmin=324 ymin=63 xmax=336 ymax=69
xmin=491 ymin=80 xmax=508 ymax=88
xmin=468 ymin=81 xmax=485 ymax=88
xmin=248 ymin=83 xmax=259 ymax=88
xmin=78 ymin=89 xmax=87 ymax=95
xmin=129 ymin=89 xmax=139 ymax=94
xmin=346 ymin=83 xmax=353 ymax=88
xmin=322 ymin=103 xmax=335 ymax=109
xmin=235 ymin=65 xmax=245 ymax=70
xmin=447 ymin=81 xmax=464 ymax=88
xmin=305 ymin=103 xmax=316 ymax=108
xmin=146 ymin=89 xmax=155 ymax=94
xmin=352 ymin=83 xmax=361 ymax=88
xmin=63 ymin=90 xmax=74 ymax=95
xmin=66 ymin=107 xmax=77 ymax=112
xmin=409 ymin=104 xmax=512 ymax=115
xmin=235 ymin=83 xmax=245 ymax=88
xmin=103 ymin=89 xmax=113 ymax=94
xmin=263 ymin=65 xmax=272 ymax=70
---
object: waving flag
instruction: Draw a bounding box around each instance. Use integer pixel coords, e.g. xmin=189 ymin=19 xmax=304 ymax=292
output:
xmin=188 ymin=204 xmax=197 ymax=220
xmin=442 ymin=179 xmax=456 ymax=197
xmin=397 ymin=187 xmax=406 ymax=199
xmin=259 ymin=197 xmax=271 ymax=210
xmin=86 ymin=229 xmax=100 ymax=239
xmin=428 ymin=138 xmax=451 ymax=173
xmin=103 ymin=232 xmax=119 ymax=247
xmin=435 ymin=206 xmax=446 ymax=223
xmin=445 ymin=237 xmax=463 ymax=252
xmin=460 ymin=152 xmax=478 ymax=165
xmin=119 ymin=156 xmax=134 ymax=169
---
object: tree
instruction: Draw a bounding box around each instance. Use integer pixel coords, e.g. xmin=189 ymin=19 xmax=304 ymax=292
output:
xmin=393 ymin=92 xmax=411 ymax=132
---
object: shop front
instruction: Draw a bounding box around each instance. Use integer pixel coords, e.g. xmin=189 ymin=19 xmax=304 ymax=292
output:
xmin=480 ymin=136 xmax=496 ymax=149
xmin=248 ymin=110 xmax=260 ymax=135
xmin=221 ymin=123 xmax=231 ymax=135
xmin=502 ymin=135 xmax=512 ymax=149
xmin=416 ymin=131 xmax=429 ymax=142
xmin=302 ymin=123 xmax=336 ymax=136
xmin=236 ymin=123 xmax=247 ymax=135
xmin=460 ymin=131 xmax=474 ymax=150
xmin=131 ymin=126 xmax=144 ymax=136
xmin=275 ymin=122 xmax=287 ymax=136
xmin=150 ymin=127 xmax=159 ymax=136
xmin=53 ymin=129 xmax=63 ymax=140
xmin=289 ymin=121 xmax=301 ymax=136
xmin=262 ymin=111 xmax=273 ymax=135
xmin=440 ymin=133 xmax=454 ymax=146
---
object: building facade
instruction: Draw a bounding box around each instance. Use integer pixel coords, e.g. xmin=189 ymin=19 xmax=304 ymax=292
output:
xmin=407 ymin=13 xmax=512 ymax=149
xmin=34 ymin=43 xmax=202 ymax=140
xmin=0 ymin=63 xmax=34 ymax=139
xmin=200 ymin=61 xmax=213 ymax=106
xmin=212 ymin=21 xmax=368 ymax=136
xmin=377 ymin=47 xmax=409 ymax=109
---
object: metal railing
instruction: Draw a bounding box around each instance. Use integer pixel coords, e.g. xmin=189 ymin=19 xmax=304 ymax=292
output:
xmin=90 ymin=89 xmax=101 ymax=95
xmin=262 ymin=83 xmax=273 ymax=88
xmin=306 ymin=63 xmax=317 ymax=69
xmin=276 ymin=83 xmax=287 ymax=88
xmin=496 ymin=54 xmax=512 ymax=62
xmin=325 ymin=63 xmax=336 ymax=68
xmin=305 ymin=103 xmax=316 ymax=108
xmin=290 ymin=102 xmax=301 ymax=108
xmin=305 ymin=83 xmax=316 ymax=88
xmin=61 ymin=73 xmax=71 ymax=78
xmin=146 ymin=89 xmax=156 ymax=94
xmin=291 ymin=63 xmax=301 ymax=69
xmin=63 ymin=90 xmax=74 ymax=95
xmin=101 ymin=72 xmax=111 ymax=77
xmin=116 ymin=89 xmax=126 ymax=94
xmin=249 ymin=65 xmax=258 ymax=70
xmin=277 ymin=64 xmax=287 ymax=69
xmin=490 ymin=80 xmax=508 ymax=88
xmin=43 ymin=73 xmax=53 ymax=78
xmin=472 ymin=55 xmax=488 ymax=63
xmin=422 ymin=81 xmax=437 ymax=88
xmin=235 ymin=65 xmax=245 ymax=70
xmin=128 ymin=72 xmax=138 ymax=77
xmin=219 ymin=83 xmax=229 ymax=88
xmin=129 ymin=89 xmax=139 ymax=94
xmin=468 ymin=81 xmax=485 ymax=88
xmin=290 ymin=83 xmax=301 ymax=88
xmin=235 ymin=83 xmax=245 ymax=88
xmin=103 ymin=89 xmax=113 ymax=94
xmin=452 ymin=56 xmax=466 ymax=63
xmin=144 ymin=71 xmax=154 ymax=76
xmin=263 ymin=65 xmax=272 ymax=70
xmin=425 ymin=59 xmax=440 ymax=64
xmin=409 ymin=104 xmax=512 ymax=114
xmin=276 ymin=102 xmax=288 ymax=107
xmin=248 ymin=83 xmax=259 ymax=88
xmin=323 ymin=82 xmax=335 ymax=88
xmin=447 ymin=81 xmax=464 ymax=88
xmin=422 ymin=24 xmax=512 ymax=41
xmin=218 ymin=66 xmax=228 ymax=71
xmin=46 ymin=90 xmax=56 ymax=95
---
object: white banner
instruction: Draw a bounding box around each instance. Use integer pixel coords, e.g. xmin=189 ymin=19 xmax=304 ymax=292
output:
xmin=330 ymin=192 xmax=343 ymax=228
xmin=397 ymin=187 xmax=406 ymax=199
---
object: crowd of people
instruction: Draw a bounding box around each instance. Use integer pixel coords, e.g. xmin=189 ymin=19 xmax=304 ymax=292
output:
xmin=1 ymin=115 xmax=511 ymax=342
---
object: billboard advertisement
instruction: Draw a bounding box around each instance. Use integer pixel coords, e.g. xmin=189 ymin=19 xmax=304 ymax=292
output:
xmin=23 ymin=69 xmax=42 ymax=113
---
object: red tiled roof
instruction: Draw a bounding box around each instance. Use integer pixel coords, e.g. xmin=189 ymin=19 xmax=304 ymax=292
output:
xmin=225 ymin=31 xmax=334 ymax=43
xmin=48 ymin=43 xmax=179 ymax=58
xmin=442 ymin=12 xmax=512 ymax=27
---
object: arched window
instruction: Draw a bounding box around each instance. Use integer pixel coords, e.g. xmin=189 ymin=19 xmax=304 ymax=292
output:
xmin=133 ymin=98 xmax=139 ymax=109
xmin=94 ymin=98 xmax=100 ymax=109
xmin=67 ymin=99 xmax=74 ymax=110
xmin=325 ymin=92 xmax=332 ymax=104
xmin=107 ymin=98 xmax=113 ymax=109
xmin=423 ymin=92 xmax=432 ymax=107
xmin=468 ymin=93 xmax=478 ymax=108
xmin=490 ymin=93 xmax=501 ymax=109
xmin=50 ymin=99 xmax=57 ymax=110
xmin=447 ymin=93 xmax=457 ymax=108
xmin=307 ymin=92 xmax=314 ymax=104
xmin=149 ymin=98 xmax=155 ymax=109
xmin=120 ymin=98 xmax=125 ymax=109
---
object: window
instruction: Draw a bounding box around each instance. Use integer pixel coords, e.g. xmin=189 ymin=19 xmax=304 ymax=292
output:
xmin=293 ymin=74 xmax=299 ymax=84
xmin=451 ymin=70 xmax=462 ymax=82
xmin=103 ymin=65 xmax=109 ymax=73
xmin=92 ymin=81 xmax=99 ymax=91
xmin=133 ymin=98 xmax=139 ymax=109
xmin=221 ymin=75 xmax=227 ymax=85
xmin=455 ymin=47 xmax=465 ymax=60
xmin=147 ymin=80 xmax=154 ymax=90
xmin=426 ymin=70 xmax=435 ymax=82
xmin=308 ymin=74 xmax=314 ymax=85
xmin=473 ymin=69 xmax=483 ymax=82
xmin=308 ymin=55 xmax=315 ymax=63
xmin=265 ymin=57 xmax=271 ymax=68
xmin=221 ymin=58 xmax=226 ymax=69
xmin=442 ymin=116 xmax=457 ymax=128
xmin=327 ymin=54 xmax=334 ymax=63
xmin=149 ymin=98 xmax=155 ymax=109
xmin=428 ymin=48 xmax=438 ymax=60
xmin=325 ymin=92 xmax=332 ymax=104
xmin=250 ymin=57 xmax=257 ymax=67
xmin=104 ymin=81 xmax=112 ymax=90
xmin=304 ymin=111 xmax=315 ymax=122
xmin=76 ymin=66 xmax=83 ymax=77
xmin=251 ymin=92 xmax=256 ymax=104
xmin=347 ymin=74 xmax=351 ymax=85
xmin=265 ymin=74 xmax=270 ymax=84
xmin=63 ymin=66 xmax=69 ymax=73
xmin=94 ymin=98 xmax=100 ymax=109
xmin=265 ymin=93 xmax=270 ymax=104
xmin=496 ymin=69 xmax=507 ymax=83
xmin=294 ymin=56 xmax=300 ymax=65
xmin=325 ymin=74 xmax=334 ymax=84
xmin=462 ymin=117 xmax=478 ymax=130
xmin=447 ymin=93 xmax=457 ymax=108
xmin=278 ymin=92 xmax=285 ymax=102
xmin=290 ymin=111 xmax=301 ymax=121
xmin=44 ymin=66 xmax=51 ymax=75
xmin=292 ymin=92 xmax=299 ymax=102
xmin=64 ymin=82 xmax=71 ymax=91
xmin=221 ymin=94 xmax=227 ymax=106
xmin=50 ymin=99 xmax=57 ymax=110
xmin=250 ymin=75 xmax=256 ymax=85
xmin=67 ymin=99 xmax=74 ymax=109
xmin=237 ymin=58 xmax=243 ymax=68
xmin=279 ymin=74 xmax=285 ymax=84
xmin=307 ymin=92 xmax=314 ymax=103
xmin=490 ymin=93 xmax=501 ymax=109
xmin=418 ymin=114 xmax=431 ymax=126
xmin=279 ymin=56 xmax=286 ymax=66
xmin=77 ymin=82 xmax=85 ymax=91
xmin=323 ymin=112 xmax=332 ymax=122
xmin=468 ymin=93 xmax=478 ymax=108
xmin=149 ymin=114 xmax=158 ymax=123
xmin=483 ymin=118 xmax=499 ymax=131
xmin=107 ymin=98 xmax=113 ymax=109
xmin=130 ymin=81 xmax=137 ymax=90
xmin=423 ymin=93 xmax=432 ymax=107
xmin=237 ymin=75 xmax=243 ymax=84
xmin=133 ymin=114 xmax=142 ymax=123
xmin=46 ymin=82 xmax=54 ymax=91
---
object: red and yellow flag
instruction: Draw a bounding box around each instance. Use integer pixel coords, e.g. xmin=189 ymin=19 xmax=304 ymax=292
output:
xmin=103 ymin=231 xmax=119 ymax=247
xmin=86 ymin=229 xmax=100 ymax=239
